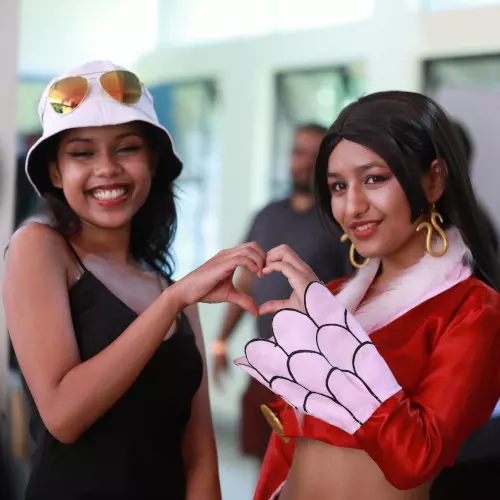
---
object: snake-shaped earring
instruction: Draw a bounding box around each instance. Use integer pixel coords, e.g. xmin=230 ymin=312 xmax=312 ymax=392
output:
xmin=416 ymin=203 xmax=449 ymax=257
xmin=340 ymin=233 xmax=370 ymax=269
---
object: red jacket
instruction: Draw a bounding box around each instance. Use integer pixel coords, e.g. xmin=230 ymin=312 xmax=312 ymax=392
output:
xmin=255 ymin=276 xmax=500 ymax=499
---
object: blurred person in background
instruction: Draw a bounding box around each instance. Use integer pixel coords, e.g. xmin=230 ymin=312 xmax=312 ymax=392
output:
xmin=3 ymin=59 xmax=271 ymax=500
xmin=236 ymin=91 xmax=500 ymax=500
xmin=212 ymin=123 xmax=351 ymax=463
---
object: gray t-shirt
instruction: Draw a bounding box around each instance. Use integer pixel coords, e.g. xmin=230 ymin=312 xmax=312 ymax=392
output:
xmin=245 ymin=198 xmax=351 ymax=339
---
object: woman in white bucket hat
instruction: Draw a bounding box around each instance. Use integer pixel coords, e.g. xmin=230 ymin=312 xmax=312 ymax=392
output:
xmin=3 ymin=60 xmax=265 ymax=499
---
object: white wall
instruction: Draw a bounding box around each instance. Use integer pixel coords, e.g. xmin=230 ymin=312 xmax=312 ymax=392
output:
xmin=17 ymin=0 xmax=161 ymax=133
xmin=19 ymin=0 xmax=159 ymax=76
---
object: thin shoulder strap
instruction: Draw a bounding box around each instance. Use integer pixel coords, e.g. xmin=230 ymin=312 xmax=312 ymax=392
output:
xmin=63 ymin=237 xmax=87 ymax=272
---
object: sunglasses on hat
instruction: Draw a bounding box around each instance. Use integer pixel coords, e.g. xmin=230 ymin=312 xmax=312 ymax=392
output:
xmin=46 ymin=70 xmax=145 ymax=118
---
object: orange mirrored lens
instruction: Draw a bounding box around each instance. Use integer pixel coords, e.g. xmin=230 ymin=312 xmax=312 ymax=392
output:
xmin=100 ymin=70 xmax=142 ymax=105
xmin=48 ymin=76 xmax=88 ymax=114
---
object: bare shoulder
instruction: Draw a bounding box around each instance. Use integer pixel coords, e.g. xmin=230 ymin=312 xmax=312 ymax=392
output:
xmin=10 ymin=221 xmax=64 ymax=248
xmin=8 ymin=222 xmax=70 ymax=267
xmin=4 ymin=222 xmax=74 ymax=294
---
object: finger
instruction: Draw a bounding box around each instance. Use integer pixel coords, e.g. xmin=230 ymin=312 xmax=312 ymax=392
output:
xmin=262 ymin=261 xmax=303 ymax=281
xmin=229 ymin=255 xmax=263 ymax=275
xmin=259 ymin=299 xmax=289 ymax=315
xmin=231 ymin=247 xmax=266 ymax=276
xmin=228 ymin=290 xmax=259 ymax=317
xmin=267 ymin=245 xmax=312 ymax=273
xmin=266 ymin=244 xmax=298 ymax=263
xmin=231 ymin=241 xmax=266 ymax=262
xmin=242 ymin=244 xmax=267 ymax=266
xmin=243 ymin=241 xmax=267 ymax=261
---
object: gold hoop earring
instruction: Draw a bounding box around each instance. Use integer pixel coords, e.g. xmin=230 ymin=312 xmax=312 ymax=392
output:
xmin=340 ymin=233 xmax=370 ymax=269
xmin=416 ymin=203 xmax=449 ymax=257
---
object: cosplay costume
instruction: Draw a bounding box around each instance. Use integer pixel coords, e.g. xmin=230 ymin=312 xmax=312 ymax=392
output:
xmin=235 ymin=227 xmax=500 ymax=499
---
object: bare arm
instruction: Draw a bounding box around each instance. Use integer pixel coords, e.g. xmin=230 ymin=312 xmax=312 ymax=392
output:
xmin=4 ymin=224 xmax=264 ymax=445
xmin=183 ymin=304 xmax=221 ymax=500
xmin=4 ymin=224 xmax=186 ymax=444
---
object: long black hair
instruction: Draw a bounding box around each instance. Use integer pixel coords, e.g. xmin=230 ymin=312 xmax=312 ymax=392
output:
xmin=315 ymin=90 xmax=500 ymax=291
xmin=33 ymin=121 xmax=178 ymax=280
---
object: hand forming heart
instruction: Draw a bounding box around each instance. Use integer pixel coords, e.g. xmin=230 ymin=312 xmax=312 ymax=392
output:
xmin=175 ymin=242 xmax=318 ymax=317
xmin=259 ymin=244 xmax=321 ymax=315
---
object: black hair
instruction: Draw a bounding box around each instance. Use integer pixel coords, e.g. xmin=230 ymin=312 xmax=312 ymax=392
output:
xmin=451 ymin=120 xmax=473 ymax=167
xmin=295 ymin=122 xmax=328 ymax=136
xmin=34 ymin=121 xmax=178 ymax=280
xmin=314 ymin=90 xmax=500 ymax=291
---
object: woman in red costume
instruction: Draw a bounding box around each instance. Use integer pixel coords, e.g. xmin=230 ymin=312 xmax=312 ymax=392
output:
xmin=235 ymin=91 xmax=500 ymax=499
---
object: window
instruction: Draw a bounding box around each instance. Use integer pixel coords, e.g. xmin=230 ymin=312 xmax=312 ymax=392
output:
xmin=150 ymin=80 xmax=221 ymax=279
xmin=425 ymin=55 xmax=500 ymax=91
xmin=272 ymin=66 xmax=364 ymax=199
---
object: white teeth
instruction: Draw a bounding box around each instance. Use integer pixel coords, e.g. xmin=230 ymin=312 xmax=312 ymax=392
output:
xmin=91 ymin=187 xmax=127 ymax=201
xmin=356 ymin=223 xmax=377 ymax=231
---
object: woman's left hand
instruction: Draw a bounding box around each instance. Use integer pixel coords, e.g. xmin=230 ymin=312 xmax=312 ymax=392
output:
xmin=259 ymin=244 xmax=320 ymax=315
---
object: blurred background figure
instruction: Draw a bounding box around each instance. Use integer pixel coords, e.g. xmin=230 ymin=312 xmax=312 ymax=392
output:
xmin=211 ymin=123 xmax=351 ymax=464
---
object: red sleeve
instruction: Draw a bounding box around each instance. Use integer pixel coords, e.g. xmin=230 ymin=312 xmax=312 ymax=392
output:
xmin=254 ymin=432 xmax=295 ymax=500
xmin=354 ymin=290 xmax=500 ymax=490
xmin=326 ymin=277 xmax=349 ymax=294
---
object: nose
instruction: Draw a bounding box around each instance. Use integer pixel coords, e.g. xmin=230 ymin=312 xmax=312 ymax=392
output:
xmin=93 ymin=152 xmax=123 ymax=178
xmin=345 ymin=183 xmax=369 ymax=219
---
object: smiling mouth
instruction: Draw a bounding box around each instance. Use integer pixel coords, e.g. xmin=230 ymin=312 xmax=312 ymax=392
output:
xmin=349 ymin=221 xmax=381 ymax=239
xmin=88 ymin=186 xmax=130 ymax=201
xmin=354 ymin=222 xmax=378 ymax=231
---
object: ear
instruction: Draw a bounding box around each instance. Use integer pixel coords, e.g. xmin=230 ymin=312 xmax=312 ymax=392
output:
xmin=422 ymin=159 xmax=447 ymax=204
xmin=48 ymin=162 xmax=63 ymax=189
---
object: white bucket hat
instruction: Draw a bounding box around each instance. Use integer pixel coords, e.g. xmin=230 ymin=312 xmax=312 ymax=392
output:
xmin=25 ymin=60 xmax=183 ymax=197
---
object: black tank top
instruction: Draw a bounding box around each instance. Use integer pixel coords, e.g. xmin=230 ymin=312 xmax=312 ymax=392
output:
xmin=23 ymin=241 xmax=203 ymax=500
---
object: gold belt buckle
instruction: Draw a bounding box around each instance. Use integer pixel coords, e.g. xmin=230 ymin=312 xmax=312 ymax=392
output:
xmin=261 ymin=404 xmax=290 ymax=444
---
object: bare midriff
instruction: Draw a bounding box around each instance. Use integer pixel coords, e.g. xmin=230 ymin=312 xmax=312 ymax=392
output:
xmin=278 ymin=438 xmax=432 ymax=500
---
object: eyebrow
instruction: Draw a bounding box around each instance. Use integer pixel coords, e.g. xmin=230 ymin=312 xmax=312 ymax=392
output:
xmin=65 ymin=132 xmax=141 ymax=145
xmin=327 ymin=163 xmax=387 ymax=177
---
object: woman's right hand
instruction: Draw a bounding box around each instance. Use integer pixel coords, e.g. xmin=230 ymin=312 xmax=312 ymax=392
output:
xmin=173 ymin=242 xmax=266 ymax=315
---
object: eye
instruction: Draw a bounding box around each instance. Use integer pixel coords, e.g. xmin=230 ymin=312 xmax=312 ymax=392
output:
xmin=117 ymin=145 xmax=142 ymax=154
xmin=68 ymin=151 xmax=93 ymax=158
xmin=329 ymin=182 xmax=346 ymax=193
xmin=366 ymin=175 xmax=390 ymax=185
